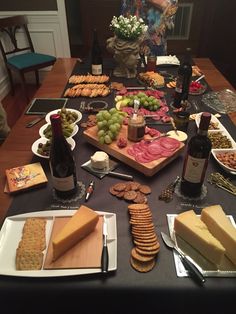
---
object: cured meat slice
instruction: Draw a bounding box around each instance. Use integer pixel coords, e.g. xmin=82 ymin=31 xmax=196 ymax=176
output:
xmin=159 ymin=137 xmax=180 ymax=151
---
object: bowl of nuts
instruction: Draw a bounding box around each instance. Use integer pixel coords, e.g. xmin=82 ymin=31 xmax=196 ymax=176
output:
xmin=212 ymin=149 xmax=236 ymax=175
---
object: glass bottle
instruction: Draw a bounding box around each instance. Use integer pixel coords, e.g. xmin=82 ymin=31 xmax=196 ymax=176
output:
xmin=91 ymin=28 xmax=103 ymax=75
xmin=49 ymin=114 xmax=77 ymax=198
xmin=180 ymin=112 xmax=212 ymax=197
xmin=128 ymin=100 xmax=145 ymax=142
xmin=173 ymin=48 xmax=192 ymax=108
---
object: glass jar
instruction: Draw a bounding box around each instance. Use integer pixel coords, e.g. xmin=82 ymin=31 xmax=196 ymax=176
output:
xmin=173 ymin=111 xmax=190 ymax=132
xmin=128 ymin=115 xmax=145 ymax=142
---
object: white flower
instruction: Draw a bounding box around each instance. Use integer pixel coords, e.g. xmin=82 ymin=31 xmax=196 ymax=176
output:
xmin=110 ymin=15 xmax=147 ymax=40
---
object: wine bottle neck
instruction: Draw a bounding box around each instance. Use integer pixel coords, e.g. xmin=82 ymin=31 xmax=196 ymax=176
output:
xmin=50 ymin=114 xmax=63 ymax=138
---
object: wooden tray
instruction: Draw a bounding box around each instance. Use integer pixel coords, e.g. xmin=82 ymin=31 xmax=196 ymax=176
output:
xmin=83 ymin=125 xmax=185 ymax=177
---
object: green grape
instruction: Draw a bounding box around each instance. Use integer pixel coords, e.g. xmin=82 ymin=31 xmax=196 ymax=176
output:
xmin=107 ymin=130 xmax=115 ymax=140
xmin=109 ymin=124 xmax=117 ymax=133
xmin=104 ymin=134 xmax=112 ymax=144
xmin=97 ymin=129 xmax=105 ymax=137
xmin=102 ymin=120 xmax=108 ymax=128
xmin=97 ymin=121 xmax=104 ymax=129
xmin=114 ymin=122 xmax=121 ymax=131
xmin=109 ymin=108 xmax=117 ymax=115
xmin=102 ymin=111 xmax=111 ymax=121
xmin=96 ymin=112 xmax=103 ymax=122
xmin=98 ymin=136 xmax=105 ymax=144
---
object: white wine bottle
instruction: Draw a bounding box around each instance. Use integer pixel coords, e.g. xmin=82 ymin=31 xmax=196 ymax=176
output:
xmin=91 ymin=28 xmax=103 ymax=75
xmin=180 ymin=112 xmax=212 ymax=197
xmin=49 ymin=114 xmax=77 ymax=198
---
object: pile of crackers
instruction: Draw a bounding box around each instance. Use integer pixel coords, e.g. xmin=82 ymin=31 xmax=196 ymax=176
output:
xmin=109 ymin=181 xmax=151 ymax=204
xmin=15 ymin=218 xmax=46 ymax=270
xmin=128 ymin=204 xmax=160 ymax=272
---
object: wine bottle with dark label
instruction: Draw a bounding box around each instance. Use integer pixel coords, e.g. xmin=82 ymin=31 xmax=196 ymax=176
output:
xmin=173 ymin=48 xmax=192 ymax=108
xmin=49 ymin=114 xmax=77 ymax=198
xmin=91 ymin=28 xmax=103 ymax=75
xmin=180 ymin=112 xmax=212 ymax=197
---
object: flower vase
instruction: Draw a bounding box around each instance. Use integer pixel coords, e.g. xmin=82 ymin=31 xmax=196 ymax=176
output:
xmin=106 ymin=36 xmax=142 ymax=78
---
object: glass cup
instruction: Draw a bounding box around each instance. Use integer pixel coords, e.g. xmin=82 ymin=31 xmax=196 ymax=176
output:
xmin=173 ymin=111 xmax=190 ymax=132
xmin=146 ymin=55 xmax=157 ymax=72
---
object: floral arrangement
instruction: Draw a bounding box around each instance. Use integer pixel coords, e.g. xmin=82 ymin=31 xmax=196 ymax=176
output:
xmin=110 ymin=15 xmax=148 ymax=41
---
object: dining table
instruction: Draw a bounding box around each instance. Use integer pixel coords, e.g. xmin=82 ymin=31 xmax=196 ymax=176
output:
xmin=0 ymin=57 xmax=236 ymax=314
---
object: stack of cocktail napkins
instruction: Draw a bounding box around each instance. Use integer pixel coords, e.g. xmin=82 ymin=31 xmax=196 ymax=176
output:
xmin=5 ymin=162 xmax=47 ymax=193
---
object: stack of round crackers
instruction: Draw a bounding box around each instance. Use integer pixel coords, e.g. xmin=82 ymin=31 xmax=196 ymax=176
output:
xmin=128 ymin=204 xmax=160 ymax=272
xmin=109 ymin=181 xmax=151 ymax=204
xmin=15 ymin=218 xmax=46 ymax=270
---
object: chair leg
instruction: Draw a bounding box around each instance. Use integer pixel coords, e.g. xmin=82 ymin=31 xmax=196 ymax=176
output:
xmin=7 ymin=68 xmax=15 ymax=96
xmin=35 ymin=70 xmax=40 ymax=86
xmin=19 ymin=72 xmax=29 ymax=103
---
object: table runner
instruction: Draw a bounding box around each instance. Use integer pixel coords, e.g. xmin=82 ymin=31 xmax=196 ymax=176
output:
xmin=2 ymin=58 xmax=236 ymax=314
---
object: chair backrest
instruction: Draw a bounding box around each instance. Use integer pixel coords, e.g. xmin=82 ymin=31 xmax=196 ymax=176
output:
xmin=0 ymin=15 xmax=34 ymax=63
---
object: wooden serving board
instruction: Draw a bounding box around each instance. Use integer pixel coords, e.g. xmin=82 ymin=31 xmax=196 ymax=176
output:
xmin=44 ymin=216 xmax=103 ymax=269
xmin=83 ymin=125 xmax=185 ymax=177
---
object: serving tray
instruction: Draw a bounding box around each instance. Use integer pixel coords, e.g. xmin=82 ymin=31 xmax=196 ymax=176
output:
xmin=83 ymin=125 xmax=184 ymax=177
xmin=167 ymin=214 xmax=236 ymax=277
xmin=0 ymin=210 xmax=117 ymax=277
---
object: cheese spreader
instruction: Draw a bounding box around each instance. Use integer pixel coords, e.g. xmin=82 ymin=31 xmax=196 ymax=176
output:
xmin=161 ymin=232 xmax=205 ymax=285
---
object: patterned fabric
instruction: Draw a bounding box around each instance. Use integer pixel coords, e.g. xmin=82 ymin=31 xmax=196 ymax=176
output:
xmin=121 ymin=0 xmax=178 ymax=55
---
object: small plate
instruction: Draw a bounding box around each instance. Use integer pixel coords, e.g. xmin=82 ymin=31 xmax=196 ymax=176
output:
xmin=39 ymin=123 xmax=79 ymax=139
xmin=189 ymin=82 xmax=207 ymax=95
xmin=212 ymin=149 xmax=236 ymax=175
xmin=45 ymin=108 xmax=82 ymax=124
xmin=31 ymin=137 xmax=76 ymax=159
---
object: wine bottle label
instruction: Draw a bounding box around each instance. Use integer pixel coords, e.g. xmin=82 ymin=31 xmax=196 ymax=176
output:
xmin=52 ymin=175 xmax=75 ymax=192
xmin=183 ymin=155 xmax=208 ymax=183
xmin=92 ymin=64 xmax=102 ymax=75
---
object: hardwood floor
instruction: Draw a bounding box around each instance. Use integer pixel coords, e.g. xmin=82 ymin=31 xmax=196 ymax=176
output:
xmin=2 ymin=84 xmax=38 ymax=129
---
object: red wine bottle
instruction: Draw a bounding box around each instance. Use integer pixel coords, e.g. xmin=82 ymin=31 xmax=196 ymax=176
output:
xmin=49 ymin=114 xmax=77 ymax=198
xmin=91 ymin=29 xmax=103 ymax=75
xmin=173 ymin=48 xmax=192 ymax=108
xmin=180 ymin=112 xmax=212 ymax=197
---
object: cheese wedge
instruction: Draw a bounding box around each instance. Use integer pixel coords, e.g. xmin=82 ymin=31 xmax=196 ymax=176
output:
xmin=201 ymin=205 xmax=236 ymax=266
xmin=174 ymin=210 xmax=225 ymax=265
xmin=52 ymin=205 xmax=99 ymax=261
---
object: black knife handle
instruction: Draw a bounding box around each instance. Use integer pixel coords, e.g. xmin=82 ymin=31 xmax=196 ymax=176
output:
xmin=108 ymin=171 xmax=133 ymax=181
xmin=179 ymin=254 xmax=205 ymax=285
xmin=101 ymin=245 xmax=109 ymax=273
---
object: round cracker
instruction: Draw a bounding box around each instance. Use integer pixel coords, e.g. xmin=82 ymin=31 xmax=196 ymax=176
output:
xmin=130 ymin=256 xmax=156 ymax=273
xmin=131 ymin=247 xmax=155 ymax=262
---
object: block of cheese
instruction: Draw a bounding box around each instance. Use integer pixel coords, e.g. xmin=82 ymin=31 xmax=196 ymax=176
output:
xmin=174 ymin=210 xmax=225 ymax=265
xmin=201 ymin=205 xmax=236 ymax=266
xmin=90 ymin=151 xmax=109 ymax=170
xmin=52 ymin=205 xmax=99 ymax=261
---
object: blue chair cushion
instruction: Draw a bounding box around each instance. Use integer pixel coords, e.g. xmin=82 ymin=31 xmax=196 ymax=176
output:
xmin=7 ymin=52 xmax=56 ymax=70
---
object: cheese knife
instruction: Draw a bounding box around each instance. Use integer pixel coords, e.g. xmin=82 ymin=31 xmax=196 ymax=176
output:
xmin=101 ymin=216 xmax=109 ymax=273
xmin=91 ymin=169 xmax=133 ymax=181
xmin=161 ymin=232 xmax=205 ymax=285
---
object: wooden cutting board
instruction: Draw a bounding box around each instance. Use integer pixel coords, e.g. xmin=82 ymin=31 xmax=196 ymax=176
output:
xmin=44 ymin=216 xmax=103 ymax=269
xmin=83 ymin=125 xmax=185 ymax=177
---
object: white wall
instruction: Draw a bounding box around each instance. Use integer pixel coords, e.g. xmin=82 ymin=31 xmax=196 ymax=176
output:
xmin=0 ymin=1 xmax=70 ymax=100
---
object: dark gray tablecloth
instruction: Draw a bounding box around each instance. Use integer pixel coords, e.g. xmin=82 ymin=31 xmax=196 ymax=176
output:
xmin=1 ymin=60 xmax=236 ymax=314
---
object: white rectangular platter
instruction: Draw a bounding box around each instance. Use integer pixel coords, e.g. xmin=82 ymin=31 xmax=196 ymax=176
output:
xmin=0 ymin=210 xmax=117 ymax=277
xmin=167 ymin=214 xmax=236 ymax=277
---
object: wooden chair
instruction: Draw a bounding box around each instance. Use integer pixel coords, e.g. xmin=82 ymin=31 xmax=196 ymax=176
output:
xmin=0 ymin=15 xmax=56 ymax=101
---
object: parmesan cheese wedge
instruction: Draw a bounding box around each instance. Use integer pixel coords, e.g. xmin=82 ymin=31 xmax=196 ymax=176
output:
xmin=201 ymin=205 xmax=236 ymax=266
xmin=174 ymin=210 xmax=225 ymax=265
xmin=52 ymin=205 xmax=99 ymax=261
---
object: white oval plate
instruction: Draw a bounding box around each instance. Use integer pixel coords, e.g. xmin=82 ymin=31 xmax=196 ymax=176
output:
xmin=45 ymin=108 xmax=82 ymax=124
xmin=212 ymin=148 xmax=236 ymax=175
xmin=32 ymin=137 xmax=76 ymax=159
xmin=39 ymin=123 xmax=79 ymax=139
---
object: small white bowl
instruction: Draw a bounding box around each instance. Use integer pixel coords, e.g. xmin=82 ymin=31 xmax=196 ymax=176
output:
xmin=167 ymin=130 xmax=188 ymax=142
xmin=212 ymin=149 xmax=236 ymax=175
xmin=39 ymin=123 xmax=79 ymax=139
xmin=45 ymin=108 xmax=82 ymax=124
xmin=32 ymin=137 xmax=76 ymax=159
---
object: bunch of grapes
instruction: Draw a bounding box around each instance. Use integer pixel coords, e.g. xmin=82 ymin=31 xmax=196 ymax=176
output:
xmin=96 ymin=108 xmax=126 ymax=144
